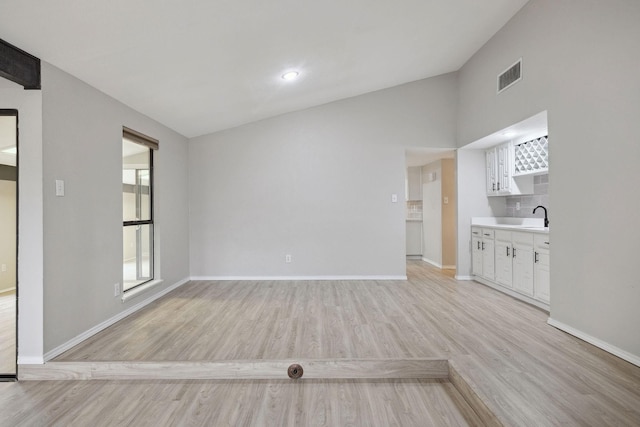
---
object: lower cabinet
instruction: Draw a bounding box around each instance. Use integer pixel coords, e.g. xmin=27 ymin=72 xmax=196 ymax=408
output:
xmin=512 ymin=232 xmax=534 ymax=297
xmin=534 ymin=234 xmax=551 ymax=303
xmin=471 ymin=227 xmax=550 ymax=310
xmin=494 ymin=230 xmax=513 ymax=288
xmin=471 ymin=227 xmax=495 ymax=280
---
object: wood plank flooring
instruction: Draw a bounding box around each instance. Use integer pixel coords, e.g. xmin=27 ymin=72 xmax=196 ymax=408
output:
xmin=19 ymin=358 xmax=449 ymax=381
xmin=9 ymin=262 xmax=640 ymax=425
xmin=0 ymin=290 xmax=16 ymax=375
xmin=0 ymin=378 xmax=479 ymax=426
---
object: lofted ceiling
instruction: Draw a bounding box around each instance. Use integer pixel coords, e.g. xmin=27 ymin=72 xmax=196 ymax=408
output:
xmin=0 ymin=0 xmax=528 ymax=138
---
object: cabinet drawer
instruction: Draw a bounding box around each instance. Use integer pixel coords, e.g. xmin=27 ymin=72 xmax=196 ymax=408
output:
xmin=495 ymin=230 xmax=511 ymax=242
xmin=512 ymin=231 xmax=533 ymax=246
xmin=481 ymin=229 xmax=495 ymax=239
xmin=534 ymin=234 xmax=550 ymax=249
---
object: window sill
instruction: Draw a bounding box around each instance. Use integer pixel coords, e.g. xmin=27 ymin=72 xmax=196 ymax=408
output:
xmin=121 ymin=279 xmax=164 ymax=302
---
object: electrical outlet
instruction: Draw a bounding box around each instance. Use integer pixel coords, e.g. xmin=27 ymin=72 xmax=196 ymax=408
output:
xmin=114 ymin=282 xmax=120 ymax=297
xmin=285 ymin=254 xmax=292 ymax=263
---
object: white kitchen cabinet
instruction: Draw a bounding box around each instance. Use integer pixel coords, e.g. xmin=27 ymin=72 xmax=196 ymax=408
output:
xmin=471 ymin=227 xmax=495 ymax=280
xmin=486 ymin=142 xmax=534 ymax=197
xmin=494 ymin=230 xmax=513 ymax=288
xmin=471 ymin=228 xmax=483 ymax=276
xmin=534 ymin=234 xmax=550 ymax=303
xmin=481 ymin=229 xmax=495 ymax=281
xmin=512 ymin=232 xmax=534 ymax=297
xmin=406 ymin=166 xmax=422 ymax=201
xmin=486 ymin=150 xmax=497 ymax=195
xmin=514 ymin=136 xmax=549 ymax=176
xmin=471 ymin=224 xmax=550 ymax=310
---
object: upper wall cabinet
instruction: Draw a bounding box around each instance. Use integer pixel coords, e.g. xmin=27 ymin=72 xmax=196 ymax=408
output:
xmin=406 ymin=166 xmax=422 ymax=201
xmin=486 ymin=142 xmax=534 ymax=197
xmin=513 ymin=136 xmax=549 ymax=176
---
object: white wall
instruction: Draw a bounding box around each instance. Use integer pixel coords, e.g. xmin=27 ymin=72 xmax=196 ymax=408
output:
xmin=421 ymin=161 xmax=442 ymax=266
xmin=41 ymin=63 xmax=191 ymax=354
xmin=0 ymin=86 xmax=44 ymax=364
xmin=440 ymin=159 xmax=456 ymax=268
xmin=457 ymin=0 xmax=640 ymax=361
xmin=0 ymin=180 xmax=16 ymax=292
xmin=189 ymin=74 xmax=458 ymax=278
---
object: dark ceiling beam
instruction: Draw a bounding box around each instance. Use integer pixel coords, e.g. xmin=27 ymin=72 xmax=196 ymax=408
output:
xmin=0 ymin=38 xmax=41 ymax=90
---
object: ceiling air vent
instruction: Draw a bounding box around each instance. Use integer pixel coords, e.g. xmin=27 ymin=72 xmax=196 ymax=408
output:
xmin=497 ymin=59 xmax=522 ymax=93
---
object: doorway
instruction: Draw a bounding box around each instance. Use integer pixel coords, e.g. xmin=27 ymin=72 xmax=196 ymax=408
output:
xmin=0 ymin=110 xmax=18 ymax=379
xmin=405 ymin=148 xmax=457 ymax=273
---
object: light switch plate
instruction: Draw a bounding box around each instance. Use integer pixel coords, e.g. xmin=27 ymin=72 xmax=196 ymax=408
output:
xmin=391 ymin=194 xmax=398 ymax=203
xmin=55 ymin=179 xmax=65 ymax=196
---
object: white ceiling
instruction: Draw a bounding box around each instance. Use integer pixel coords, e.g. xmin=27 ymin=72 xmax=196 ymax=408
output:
xmin=461 ymin=110 xmax=548 ymax=150
xmin=0 ymin=0 xmax=528 ymax=138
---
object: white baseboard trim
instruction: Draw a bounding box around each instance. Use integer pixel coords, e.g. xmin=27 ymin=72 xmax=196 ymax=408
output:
xmin=455 ymin=275 xmax=474 ymax=281
xmin=17 ymin=356 xmax=44 ymax=365
xmin=547 ymin=318 xmax=640 ymax=368
xmin=421 ymin=258 xmax=442 ymax=269
xmin=42 ymin=277 xmax=190 ymax=362
xmin=0 ymin=287 xmax=16 ymax=295
xmin=190 ymin=275 xmax=407 ymax=281
xmin=421 ymin=258 xmax=456 ymax=271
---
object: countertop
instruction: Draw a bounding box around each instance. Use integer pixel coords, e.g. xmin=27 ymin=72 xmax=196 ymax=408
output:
xmin=471 ymin=217 xmax=549 ymax=234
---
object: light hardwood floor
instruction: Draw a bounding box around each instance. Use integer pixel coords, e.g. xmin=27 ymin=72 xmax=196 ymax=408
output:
xmin=0 ymin=378 xmax=480 ymax=426
xmin=6 ymin=262 xmax=640 ymax=425
xmin=0 ymin=290 xmax=16 ymax=375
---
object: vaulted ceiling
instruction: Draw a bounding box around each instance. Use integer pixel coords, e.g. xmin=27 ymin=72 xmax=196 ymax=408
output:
xmin=0 ymin=0 xmax=528 ymax=137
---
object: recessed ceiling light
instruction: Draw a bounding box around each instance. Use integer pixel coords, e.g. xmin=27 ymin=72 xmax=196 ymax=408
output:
xmin=281 ymin=71 xmax=299 ymax=81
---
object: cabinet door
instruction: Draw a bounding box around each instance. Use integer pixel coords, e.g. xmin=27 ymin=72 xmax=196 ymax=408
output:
xmin=495 ymin=240 xmax=513 ymax=288
xmin=482 ymin=238 xmax=495 ymax=281
xmin=472 ymin=237 xmax=483 ymax=276
xmin=486 ymin=149 xmax=497 ymax=195
xmin=497 ymin=143 xmax=511 ymax=194
xmin=534 ymin=249 xmax=550 ymax=303
xmin=513 ymin=243 xmax=534 ymax=296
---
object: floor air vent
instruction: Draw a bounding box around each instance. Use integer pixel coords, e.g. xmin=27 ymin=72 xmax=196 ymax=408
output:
xmin=498 ymin=59 xmax=522 ymax=93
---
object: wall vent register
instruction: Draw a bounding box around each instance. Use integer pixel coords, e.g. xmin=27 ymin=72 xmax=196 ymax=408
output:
xmin=497 ymin=58 xmax=522 ymax=93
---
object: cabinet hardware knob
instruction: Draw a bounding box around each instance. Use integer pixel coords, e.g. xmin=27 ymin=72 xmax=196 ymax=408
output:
xmin=544 ymin=241 xmax=549 ymax=245
xmin=477 ymin=241 xmax=480 ymax=250
xmin=492 ymin=183 xmax=495 ymax=191
xmin=512 ymin=248 xmax=516 ymax=258
xmin=507 ymin=247 xmax=510 ymax=256
xmin=482 ymin=242 xmax=485 ymax=250
xmin=535 ymin=252 xmax=539 ymax=263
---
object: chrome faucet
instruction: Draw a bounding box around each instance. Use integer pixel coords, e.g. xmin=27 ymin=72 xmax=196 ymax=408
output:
xmin=533 ymin=205 xmax=549 ymax=228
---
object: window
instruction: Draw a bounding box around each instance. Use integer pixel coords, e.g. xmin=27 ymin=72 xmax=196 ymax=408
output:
xmin=122 ymin=127 xmax=158 ymax=292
